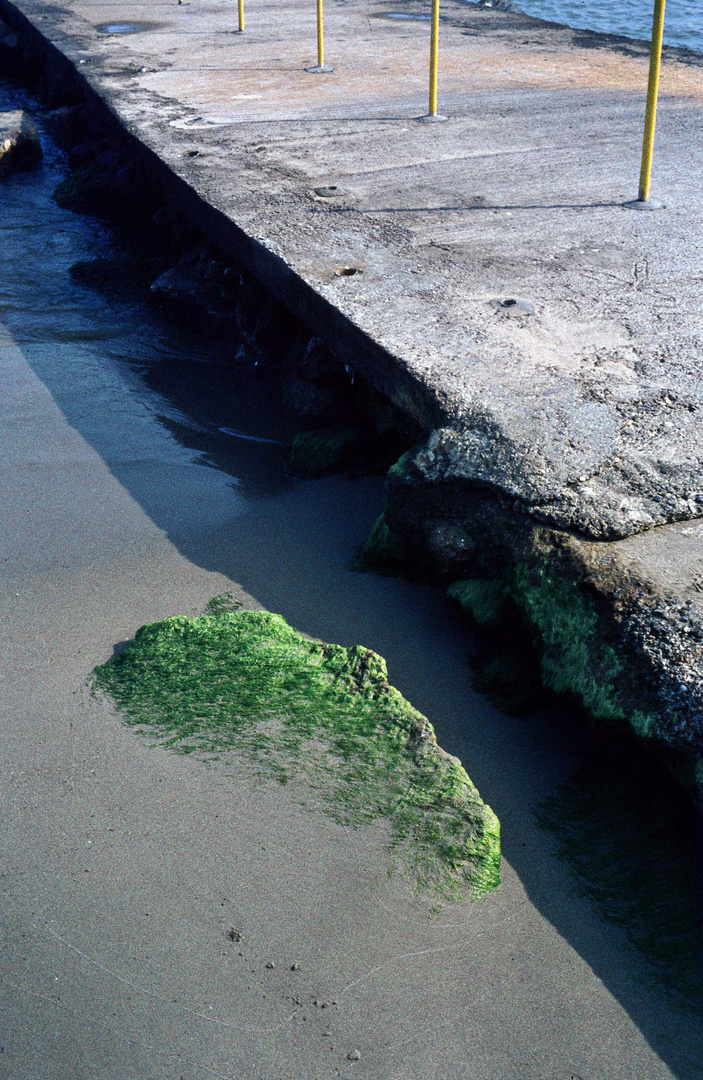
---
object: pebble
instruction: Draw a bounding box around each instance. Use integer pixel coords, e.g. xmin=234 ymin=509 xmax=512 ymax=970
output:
xmin=291 ymin=963 xmax=300 ymax=970
xmin=347 ymin=1049 xmax=361 ymax=1061
xmin=266 ymin=961 xmax=275 ymax=969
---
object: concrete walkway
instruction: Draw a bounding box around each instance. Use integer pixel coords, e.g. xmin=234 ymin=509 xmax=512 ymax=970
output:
xmin=6 ymin=0 xmax=703 ymax=541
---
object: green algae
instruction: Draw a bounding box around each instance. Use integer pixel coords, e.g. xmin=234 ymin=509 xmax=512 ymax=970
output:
xmin=356 ymin=512 xmax=431 ymax=578
xmin=447 ymin=578 xmax=547 ymax=715
xmin=386 ymin=450 xmax=413 ymax=480
xmin=55 ymin=164 xmax=110 ymax=217
xmin=447 ymin=578 xmax=506 ymax=629
xmin=510 ymin=560 xmax=624 ymax=724
xmin=447 ymin=547 xmax=626 ymax=723
xmin=92 ymin=607 xmax=500 ymax=897
xmin=289 ymin=427 xmax=361 ymax=478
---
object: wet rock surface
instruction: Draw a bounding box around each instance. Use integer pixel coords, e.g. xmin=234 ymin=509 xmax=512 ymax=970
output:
xmin=0 ymin=108 xmax=41 ymax=176
xmin=92 ymin=607 xmax=502 ymax=896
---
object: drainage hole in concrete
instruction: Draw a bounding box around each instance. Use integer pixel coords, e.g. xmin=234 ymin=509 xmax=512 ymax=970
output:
xmin=335 ymin=266 xmax=362 ymax=277
xmin=184 ymin=150 xmax=202 ymax=158
xmin=490 ymin=296 xmax=535 ymax=316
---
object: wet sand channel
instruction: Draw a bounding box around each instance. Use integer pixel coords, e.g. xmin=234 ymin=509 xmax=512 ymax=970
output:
xmin=0 ymin=85 xmax=701 ymax=1080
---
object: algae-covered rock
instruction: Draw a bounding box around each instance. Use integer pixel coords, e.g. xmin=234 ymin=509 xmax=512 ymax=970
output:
xmin=55 ymin=158 xmax=155 ymax=223
xmin=54 ymin=163 xmax=110 ymax=216
xmin=357 ymin=512 xmax=432 ymax=577
xmin=447 ymin=578 xmax=506 ymax=629
xmin=289 ymin=427 xmax=361 ymax=478
xmin=92 ymin=608 xmax=500 ymax=896
xmin=447 ymin=548 xmax=626 ymax=723
xmin=380 ymin=453 xmax=668 ymax=736
xmin=447 ymin=577 xmax=547 ymax=715
xmin=423 ymin=519 xmax=476 ymax=576
xmin=509 ymin=556 xmax=625 ymax=724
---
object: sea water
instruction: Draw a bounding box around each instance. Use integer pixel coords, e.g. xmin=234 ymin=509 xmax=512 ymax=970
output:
xmin=516 ymin=0 xmax=702 ymax=53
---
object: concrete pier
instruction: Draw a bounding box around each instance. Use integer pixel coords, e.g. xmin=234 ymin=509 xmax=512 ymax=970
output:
xmin=3 ymin=0 xmax=703 ymax=537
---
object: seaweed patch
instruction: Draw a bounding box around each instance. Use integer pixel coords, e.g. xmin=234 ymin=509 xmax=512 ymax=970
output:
xmin=92 ymin=606 xmax=500 ymax=897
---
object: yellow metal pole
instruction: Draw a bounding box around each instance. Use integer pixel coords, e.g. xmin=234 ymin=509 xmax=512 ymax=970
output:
xmin=316 ymin=0 xmax=324 ymax=68
xmin=428 ymin=0 xmax=439 ymax=116
xmin=626 ymin=0 xmax=666 ymax=207
xmin=305 ymin=0 xmax=334 ymax=72
xmin=238 ymin=0 xmax=244 ymax=32
xmin=418 ymin=0 xmax=445 ymax=121
xmin=638 ymin=0 xmax=666 ymax=200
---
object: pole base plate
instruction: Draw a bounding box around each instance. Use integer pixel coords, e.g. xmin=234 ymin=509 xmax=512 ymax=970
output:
xmin=305 ymin=65 xmax=335 ymax=73
xmin=416 ymin=113 xmax=448 ymax=123
xmin=623 ymin=198 xmax=664 ymax=211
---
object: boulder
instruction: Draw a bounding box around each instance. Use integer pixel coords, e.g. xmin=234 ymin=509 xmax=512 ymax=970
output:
xmin=0 ymin=111 xmax=42 ymax=178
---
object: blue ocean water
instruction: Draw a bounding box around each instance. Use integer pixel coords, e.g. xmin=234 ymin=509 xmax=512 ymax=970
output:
xmin=516 ymin=1 xmax=702 ymax=53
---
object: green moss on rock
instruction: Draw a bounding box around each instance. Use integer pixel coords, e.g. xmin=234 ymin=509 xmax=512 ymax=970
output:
xmin=510 ymin=560 xmax=624 ymax=723
xmin=92 ymin=608 xmax=500 ymax=896
xmin=447 ymin=578 xmax=506 ymax=628
xmin=356 ymin=512 xmax=431 ymax=577
xmin=289 ymin=427 xmax=361 ymax=477
xmin=54 ymin=165 xmax=110 ymax=217
xmin=386 ymin=450 xmax=413 ymax=481
xmin=447 ymin=545 xmax=626 ymax=723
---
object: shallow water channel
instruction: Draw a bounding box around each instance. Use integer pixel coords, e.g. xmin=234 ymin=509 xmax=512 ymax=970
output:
xmin=1 ymin=81 xmax=702 ymax=1079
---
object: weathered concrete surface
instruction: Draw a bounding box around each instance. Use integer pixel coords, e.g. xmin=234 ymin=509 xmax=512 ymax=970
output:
xmin=379 ymin=462 xmax=703 ymax=774
xmin=3 ymin=0 xmax=703 ymax=540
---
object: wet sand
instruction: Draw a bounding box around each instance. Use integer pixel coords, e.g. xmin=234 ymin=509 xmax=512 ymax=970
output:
xmin=0 ymin=94 xmax=701 ymax=1079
